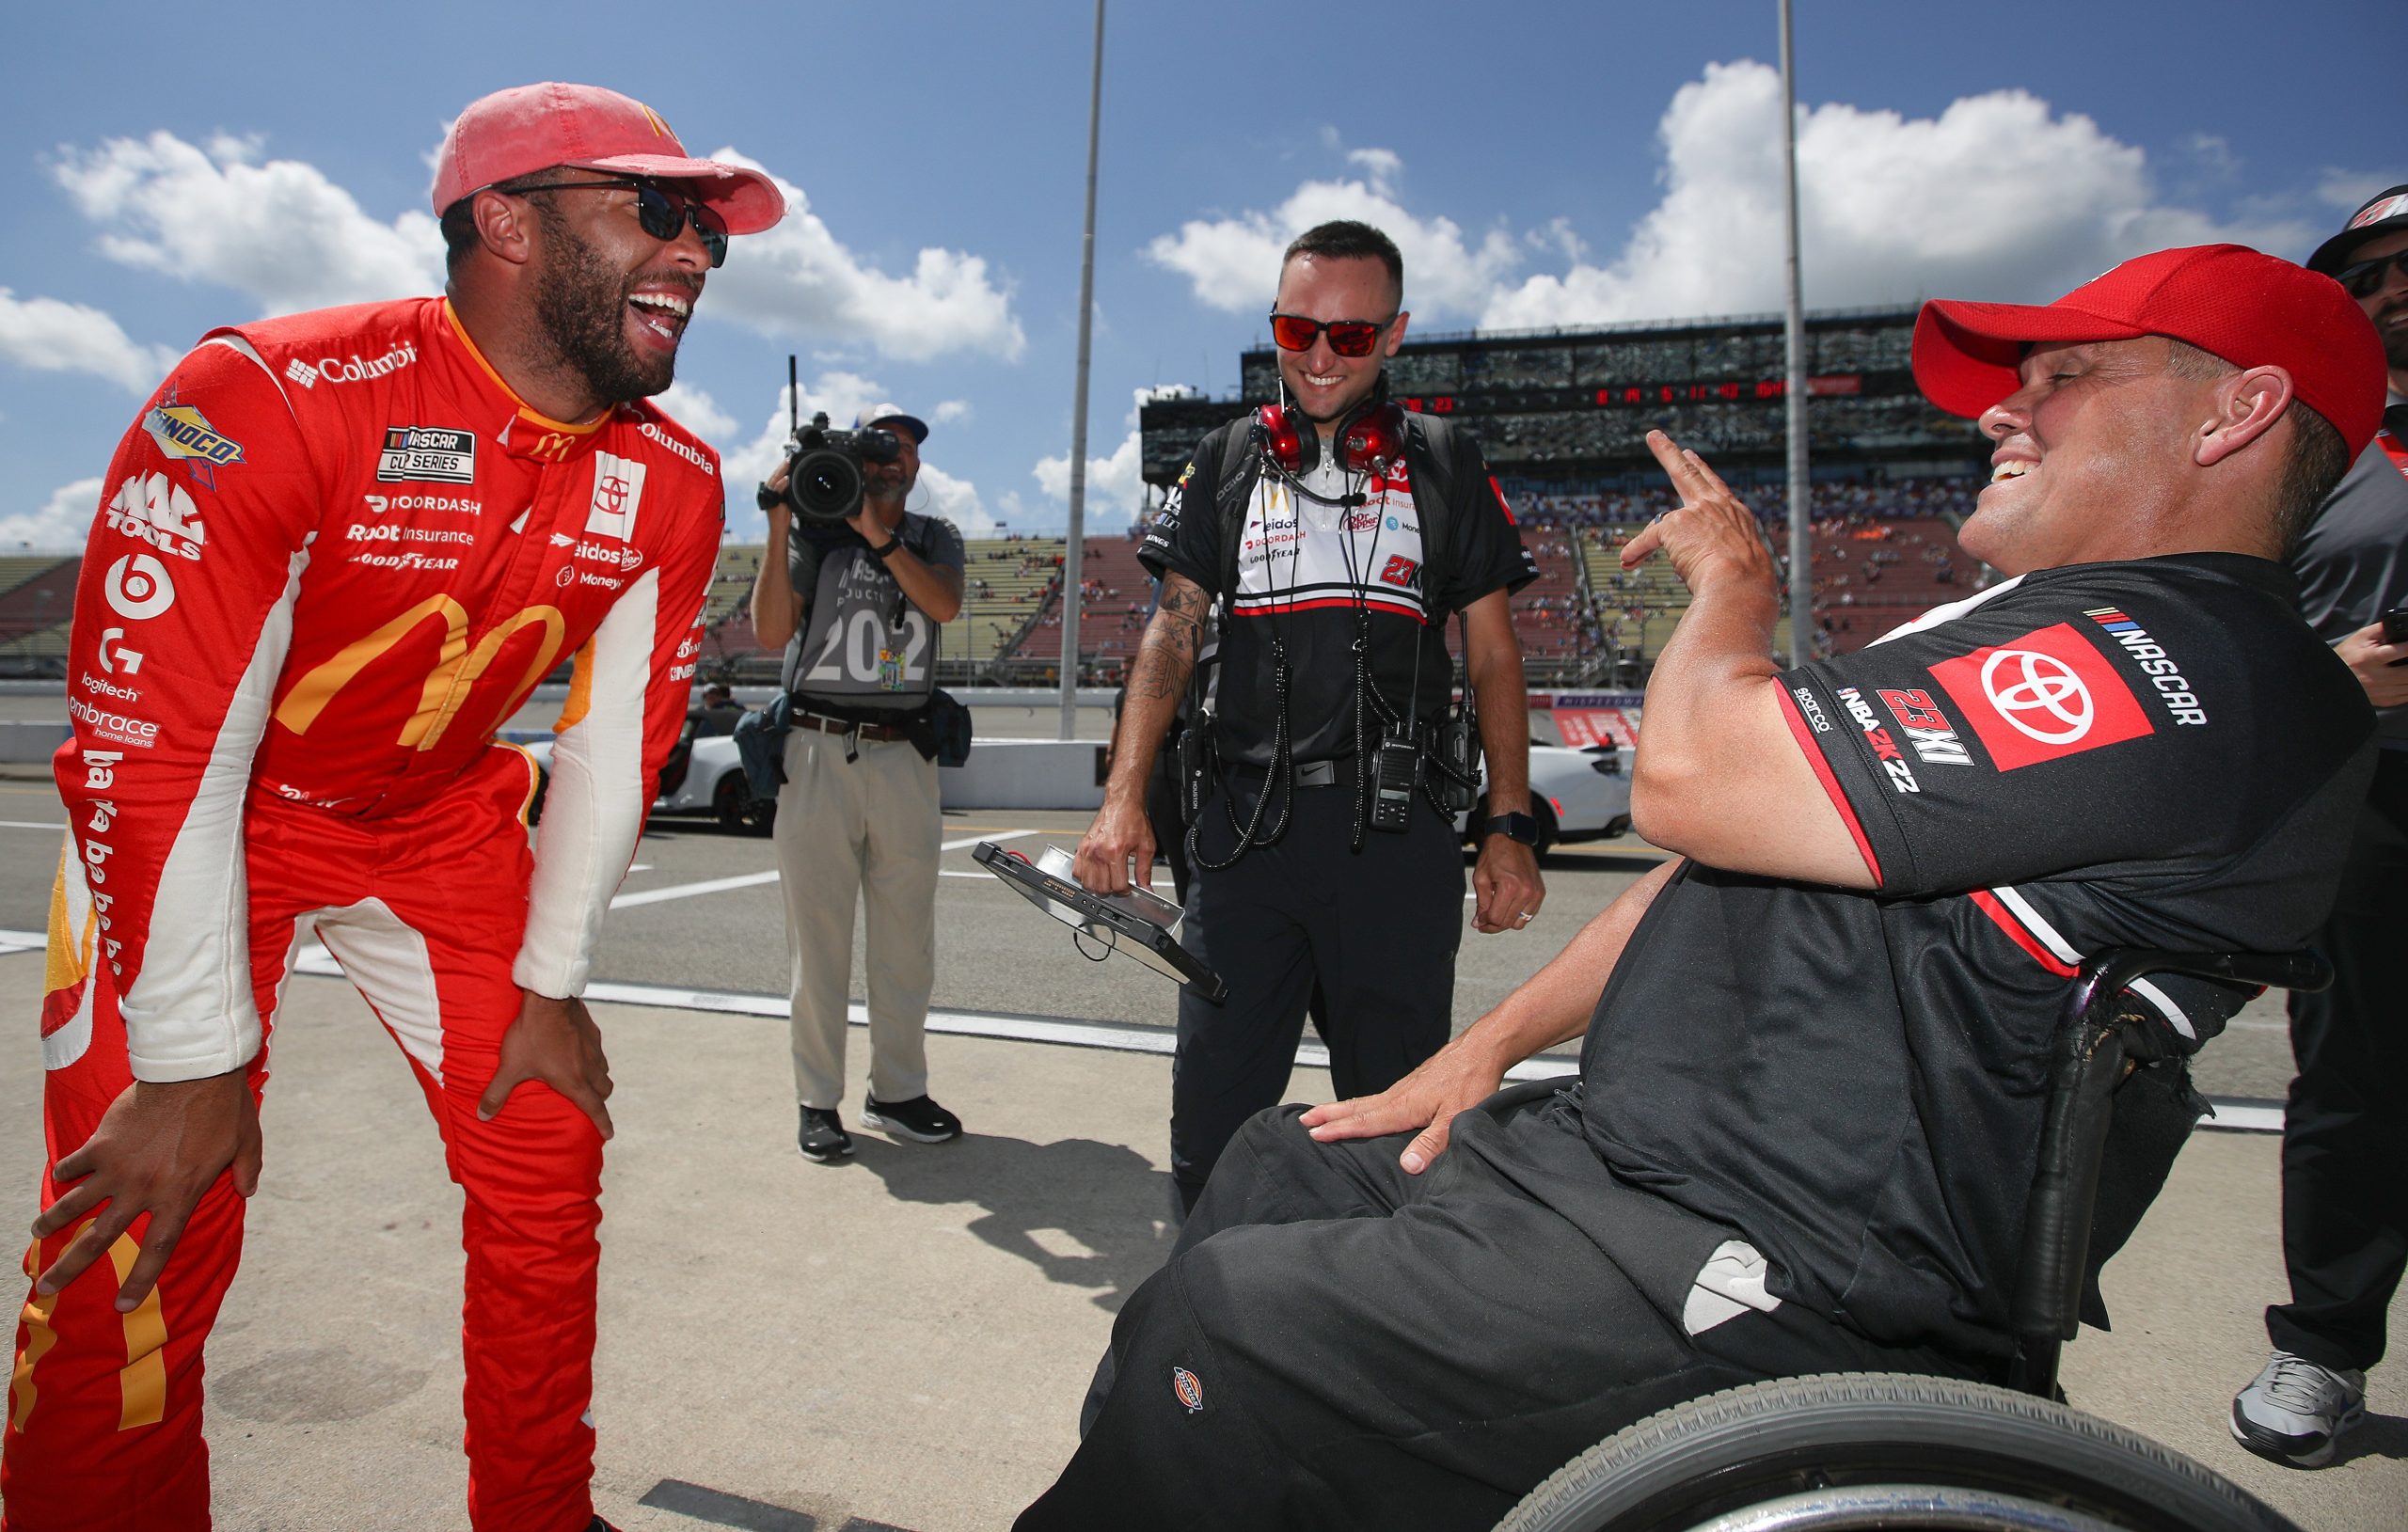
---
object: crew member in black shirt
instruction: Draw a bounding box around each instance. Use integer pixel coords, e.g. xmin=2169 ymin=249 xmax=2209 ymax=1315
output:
xmin=1019 ymin=245 xmax=2387 ymax=1531
xmin=1075 ymin=221 xmax=1542 ymax=1212
xmin=2229 ymin=185 xmax=2408 ymax=1467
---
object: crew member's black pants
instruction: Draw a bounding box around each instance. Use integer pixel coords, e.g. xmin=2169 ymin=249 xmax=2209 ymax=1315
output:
xmin=2269 ymin=748 xmax=2408 ymax=1374
xmin=1017 ymin=1091 xmax=1944 ymax=1532
xmin=1169 ymin=764 xmax=1464 ymax=1209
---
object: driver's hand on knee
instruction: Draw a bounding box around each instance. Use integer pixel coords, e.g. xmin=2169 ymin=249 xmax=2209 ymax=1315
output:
xmin=1300 ymin=1045 xmax=1502 ymax=1175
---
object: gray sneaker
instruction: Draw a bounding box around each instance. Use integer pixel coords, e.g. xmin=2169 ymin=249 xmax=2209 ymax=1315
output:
xmin=2230 ymin=1350 xmax=2367 ymax=1467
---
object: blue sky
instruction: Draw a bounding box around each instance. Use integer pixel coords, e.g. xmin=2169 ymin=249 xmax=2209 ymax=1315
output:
xmin=3 ymin=0 xmax=2395 ymax=550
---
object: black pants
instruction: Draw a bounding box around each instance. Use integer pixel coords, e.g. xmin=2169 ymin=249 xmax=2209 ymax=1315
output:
xmin=2269 ymin=749 xmax=2408 ymax=1374
xmin=1018 ymin=1093 xmax=1935 ymax=1532
xmin=1168 ymin=766 xmax=1464 ymax=1209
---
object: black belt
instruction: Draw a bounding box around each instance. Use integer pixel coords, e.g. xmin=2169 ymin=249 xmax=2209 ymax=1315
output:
xmin=793 ymin=710 xmax=912 ymax=743
xmin=1225 ymin=757 xmax=1343 ymax=787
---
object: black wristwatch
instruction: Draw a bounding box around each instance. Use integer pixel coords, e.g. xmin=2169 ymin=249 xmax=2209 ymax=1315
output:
xmin=1483 ymin=811 xmax=1541 ymax=845
xmin=869 ymin=532 xmax=903 ymax=560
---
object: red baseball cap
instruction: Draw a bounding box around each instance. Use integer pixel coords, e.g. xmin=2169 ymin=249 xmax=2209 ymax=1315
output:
xmin=1911 ymin=244 xmax=2386 ymax=456
xmin=431 ymin=82 xmax=784 ymax=235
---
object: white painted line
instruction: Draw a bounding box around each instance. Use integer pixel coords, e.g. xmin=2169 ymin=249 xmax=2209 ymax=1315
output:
xmin=0 ymin=820 xmax=65 ymax=831
xmin=0 ymin=925 xmax=2291 ymax=1133
xmin=941 ymin=829 xmax=1041 ymax=852
xmin=600 ymin=831 xmax=1043 ymax=909
xmin=608 ymin=870 xmax=781 ymax=908
xmin=2200 ymin=1100 xmax=2286 ymax=1134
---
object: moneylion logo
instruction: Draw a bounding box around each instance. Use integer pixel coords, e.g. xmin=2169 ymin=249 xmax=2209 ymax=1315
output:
xmin=1980 ymin=649 xmax=2093 ymax=744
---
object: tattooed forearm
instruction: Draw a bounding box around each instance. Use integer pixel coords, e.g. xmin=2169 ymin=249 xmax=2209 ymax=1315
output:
xmin=1131 ymin=575 xmax=1209 ymax=701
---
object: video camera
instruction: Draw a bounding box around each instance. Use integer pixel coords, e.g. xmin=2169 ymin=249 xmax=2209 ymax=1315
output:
xmin=780 ymin=411 xmax=902 ymax=524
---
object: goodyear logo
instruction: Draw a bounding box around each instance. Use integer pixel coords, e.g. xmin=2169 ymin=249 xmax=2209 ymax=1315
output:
xmin=144 ymin=403 xmax=245 ymax=466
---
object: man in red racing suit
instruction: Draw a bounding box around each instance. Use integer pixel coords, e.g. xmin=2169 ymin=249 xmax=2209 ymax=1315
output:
xmin=5 ymin=83 xmax=783 ymax=1532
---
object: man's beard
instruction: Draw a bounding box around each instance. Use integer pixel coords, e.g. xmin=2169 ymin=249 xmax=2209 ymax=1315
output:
xmin=530 ymin=211 xmax=676 ymax=406
xmin=2381 ymin=307 xmax=2408 ymax=374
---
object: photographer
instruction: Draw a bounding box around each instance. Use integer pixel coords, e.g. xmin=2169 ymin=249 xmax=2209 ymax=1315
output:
xmin=751 ymin=403 xmax=966 ymax=1161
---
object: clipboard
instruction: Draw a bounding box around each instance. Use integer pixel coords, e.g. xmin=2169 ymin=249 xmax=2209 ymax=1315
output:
xmin=973 ymin=841 xmax=1228 ymax=1002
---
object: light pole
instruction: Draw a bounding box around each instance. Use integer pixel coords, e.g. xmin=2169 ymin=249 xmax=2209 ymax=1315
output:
xmin=1779 ymin=0 xmax=1814 ymax=662
xmin=1058 ymin=0 xmax=1105 ymax=738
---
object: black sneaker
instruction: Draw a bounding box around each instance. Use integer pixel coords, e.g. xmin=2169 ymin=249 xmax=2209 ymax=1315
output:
xmin=797 ymin=1105 xmax=855 ymax=1162
xmin=861 ymin=1094 xmax=961 ymax=1144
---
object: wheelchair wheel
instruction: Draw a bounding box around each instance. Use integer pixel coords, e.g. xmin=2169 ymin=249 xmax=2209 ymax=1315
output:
xmin=1492 ymin=1373 xmax=2299 ymax=1532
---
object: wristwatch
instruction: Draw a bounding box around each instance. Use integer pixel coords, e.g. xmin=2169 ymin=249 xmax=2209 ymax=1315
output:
xmin=869 ymin=532 xmax=903 ymax=560
xmin=1483 ymin=811 xmax=1541 ymax=845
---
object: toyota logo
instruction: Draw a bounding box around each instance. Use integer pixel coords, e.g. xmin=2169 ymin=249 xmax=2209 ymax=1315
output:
xmin=1980 ymin=648 xmax=2092 ymax=743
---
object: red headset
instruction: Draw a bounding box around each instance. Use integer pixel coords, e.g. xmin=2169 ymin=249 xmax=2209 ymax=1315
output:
xmin=1253 ymin=397 xmax=1407 ymax=479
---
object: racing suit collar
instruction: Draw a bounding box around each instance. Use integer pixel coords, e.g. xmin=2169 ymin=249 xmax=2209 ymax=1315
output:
xmin=439 ymin=299 xmax=610 ymax=466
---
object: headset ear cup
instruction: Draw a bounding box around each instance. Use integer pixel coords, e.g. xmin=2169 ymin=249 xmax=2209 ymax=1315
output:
xmin=1291 ymin=409 xmax=1320 ymax=478
xmin=1339 ymin=401 xmax=1407 ymax=475
xmin=1255 ymin=404 xmax=1304 ymax=475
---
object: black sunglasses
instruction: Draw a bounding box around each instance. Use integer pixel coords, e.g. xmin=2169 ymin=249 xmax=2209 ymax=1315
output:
xmin=1268 ymin=312 xmax=1395 ymax=357
xmin=501 ymin=178 xmax=729 ymax=268
xmin=2335 ymin=247 xmax=2408 ymax=300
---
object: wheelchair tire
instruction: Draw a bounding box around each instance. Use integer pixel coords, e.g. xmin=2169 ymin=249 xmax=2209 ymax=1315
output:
xmin=1491 ymin=1372 xmax=2299 ymax=1532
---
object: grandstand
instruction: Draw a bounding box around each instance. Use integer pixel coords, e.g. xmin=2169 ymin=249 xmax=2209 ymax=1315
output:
xmin=1140 ymin=304 xmax=1993 ymax=675
xmin=0 ymin=557 xmax=77 ymax=676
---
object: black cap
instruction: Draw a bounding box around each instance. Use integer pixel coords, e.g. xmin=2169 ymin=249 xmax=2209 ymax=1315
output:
xmin=2307 ymin=184 xmax=2408 ymax=276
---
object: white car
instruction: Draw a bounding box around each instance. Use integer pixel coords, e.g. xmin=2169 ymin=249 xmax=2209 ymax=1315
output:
xmin=1460 ymin=743 xmax=1633 ymax=855
xmin=521 ymin=712 xmax=772 ymax=834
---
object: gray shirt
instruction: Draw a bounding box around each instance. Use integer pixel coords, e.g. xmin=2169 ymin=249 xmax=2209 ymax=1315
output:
xmin=2290 ymin=398 xmax=2408 ymax=748
xmin=780 ymin=511 xmax=966 ymax=713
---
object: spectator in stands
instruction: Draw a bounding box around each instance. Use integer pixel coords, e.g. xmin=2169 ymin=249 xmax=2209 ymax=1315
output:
xmin=750 ymin=403 xmax=967 ymax=1162
xmin=1074 ymin=220 xmax=1543 ymax=1215
xmin=1020 ymin=245 xmax=2384 ymax=1532
xmin=2229 ymin=186 xmax=2408 ymax=1469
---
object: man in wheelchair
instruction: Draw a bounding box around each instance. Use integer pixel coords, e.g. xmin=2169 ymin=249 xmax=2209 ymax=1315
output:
xmin=1015 ymin=245 xmax=2391 ymax=1532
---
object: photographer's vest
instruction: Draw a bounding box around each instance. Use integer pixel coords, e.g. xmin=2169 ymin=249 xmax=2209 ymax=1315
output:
xmin=781 ymin=517 xmax=941 ymax=712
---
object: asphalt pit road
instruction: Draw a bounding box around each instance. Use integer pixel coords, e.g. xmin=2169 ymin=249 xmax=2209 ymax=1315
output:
xmin=211 ymin=1343 xmax=428 ymax=1424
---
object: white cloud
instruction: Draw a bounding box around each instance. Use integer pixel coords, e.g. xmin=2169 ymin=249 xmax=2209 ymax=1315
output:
xmin=712 ymin=370 xmax=994 ymax=540
xmin=1481 ymin=62 xmax=2309 ymax=327
xmin=2317 ymin=169 xmax=2397 ymax=213
xmin=1149 ymin=65 xmax=2311 ymax=332
xmin=1145 ymin=148 xmax=1520 ymax=319
xmin=654 ymin=379 xmax=737 ymax=441
xmin=1033 ymin=429 xmax=1146 ymax=530
xmin=0 ymin=477 xmax=103 ymax=554
xmin=932 ymin=399 xmax=973 ymax=425
xmin=0 ymin=289 xmax=178 ymax=394
xmin=690 ymin=150 xmax=1023 ymax=362
xmin=53 ymin=131 xmax=443 ymax=316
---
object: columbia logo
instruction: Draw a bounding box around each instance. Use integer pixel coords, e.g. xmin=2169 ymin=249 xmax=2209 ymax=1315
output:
xmin=284 ymin=359 xmax=320 ymax=389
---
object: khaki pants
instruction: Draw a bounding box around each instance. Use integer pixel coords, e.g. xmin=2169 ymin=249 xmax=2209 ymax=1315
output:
xmin=772 ymin=726 xmax=941 ymax=1109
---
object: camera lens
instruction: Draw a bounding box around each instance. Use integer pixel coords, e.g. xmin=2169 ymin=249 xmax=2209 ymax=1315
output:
xmin=785 ymin=448 xmax=864 ymax=522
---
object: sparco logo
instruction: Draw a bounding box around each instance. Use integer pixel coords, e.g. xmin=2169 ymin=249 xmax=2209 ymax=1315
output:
xmin=1980 ymin=650 xmax=2093 ymax=744
xmin=289 ymin=340 xmax=417 ymax=388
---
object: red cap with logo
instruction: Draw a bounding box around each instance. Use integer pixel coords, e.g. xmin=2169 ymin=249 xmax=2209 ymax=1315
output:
xmin=431 ymin=82 xmax=784 ymax=235
xmin=1911 ymin=244 xmax=2386 ymax=457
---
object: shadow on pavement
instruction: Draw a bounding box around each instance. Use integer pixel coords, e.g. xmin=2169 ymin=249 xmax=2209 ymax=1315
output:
xmin=2333 ymin=1411 xmax=2408 ymax=1468
xmin=849 ymin=1131 xmax=1175 ymax=1313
